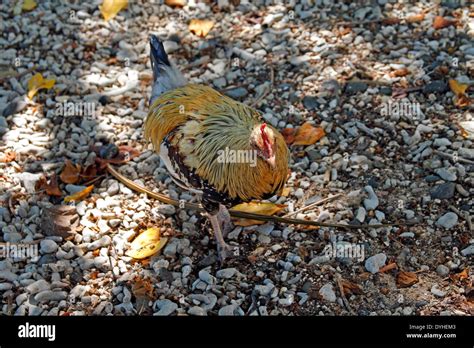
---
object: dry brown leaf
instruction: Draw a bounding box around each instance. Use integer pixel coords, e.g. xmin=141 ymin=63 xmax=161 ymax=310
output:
xmin=341 ymin=279 xmax=363 ymax=296
xmin=36 ymin=174 xmax=62 ymax=196
xmin=64 ymin=185 xmax=94 ymax=203
xmin=280 ymin=128 xmax=296 ymax=145
xmin=382 ymin=17 xmax=401 ymax=25
xmin=80 ymin=164 xmax=98 ymax=182
xmin=131 ymin=276 xmax=155 ymax=313
xmin=450 ymin=268 xmax=469 ymax=283
xmin=406 ymin=13 xmax=425 ymax=23
xmin=99 ymin=0 xmax=128 ymax=21
xmin=60 ymin=160 xmax=81 ymax=184
xmin=455 ymin=94 xmax=471 ymax=108
xmin=391 ymin=68 xmax=409 ymax=77
xmin=40 ymin=205 xmax=79 ymax=238
xmin=433 ymin=16 xmax=457 ymax=30
xmin=293 ymin=122 xmax=325 ymax=146
xmin=396 ymin=271 xmax=418 ymax=288
xmin=189 ymin=19 xmax=214 ymax=37
xmin=231 ymin=202 xmax=286 ymax=226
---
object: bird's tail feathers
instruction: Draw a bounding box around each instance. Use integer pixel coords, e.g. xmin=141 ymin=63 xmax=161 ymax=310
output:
xmin=149 ymin=35 xmax=187 ymax=104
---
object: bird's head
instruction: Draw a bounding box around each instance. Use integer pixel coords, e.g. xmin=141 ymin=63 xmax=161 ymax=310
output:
xmin=250 ymin=123 xmax=276 ymax=168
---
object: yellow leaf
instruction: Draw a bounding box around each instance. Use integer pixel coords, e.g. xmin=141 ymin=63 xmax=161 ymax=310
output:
xmin=293 ymin=122 xmax=326 ymax=146
xmin=100 ymin=0 xmax=128 ymax=21
xmin=126 ymin=228 xmax=168 ymax=259
xmin=281 ymin=187 xmax=291 ymax=197
xmin=449 ymin=79 xmax=468 ymax=96
xmin=231 ymin=202 xmax=286 ymax=226
xmin=189 ymin=19 xmax=214 ymax=37
xmin=22 ymin=0 xmax=37 ymax=11
xmin=449 ymin=79 xmax=471 ymax=108
xmin=64 ymin=185 xmax=94 ymax=203
xmin=27 ymin=73 xmax=56 ymax=99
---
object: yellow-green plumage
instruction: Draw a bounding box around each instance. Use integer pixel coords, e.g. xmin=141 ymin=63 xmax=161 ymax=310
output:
xmin=144 ymin=84 xmax=289 ymax=203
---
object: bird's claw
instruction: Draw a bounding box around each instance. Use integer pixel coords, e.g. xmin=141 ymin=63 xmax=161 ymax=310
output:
xmin=217 ymin=243 xmax=239 ymax=263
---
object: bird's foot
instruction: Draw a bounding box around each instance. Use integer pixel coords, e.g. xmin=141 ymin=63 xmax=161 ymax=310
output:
xmin=217 ymin=242 xmax=239 ymax=263
xmin=218 ymin=204 xmax=233 ymax=238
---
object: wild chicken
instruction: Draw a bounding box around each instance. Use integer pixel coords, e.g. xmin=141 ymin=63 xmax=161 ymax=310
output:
xmin=144 ymin=36 xmax=290 ymax=261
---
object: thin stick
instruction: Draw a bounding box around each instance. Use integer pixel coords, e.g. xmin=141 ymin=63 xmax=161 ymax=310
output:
xmin=335 ymin=274 xmax=354 ymax=315
xmin=433 ymin=150 xmax=474 ymax=165
xmin=283 ymin=193 xmax=343 ymax=218
xmin=106 ymin=164 xmax=412 ymax=230
xmin=449 ymin=205 xmax=473 ymax=233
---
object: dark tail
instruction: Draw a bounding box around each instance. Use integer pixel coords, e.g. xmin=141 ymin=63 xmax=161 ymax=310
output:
xmin=150 ymin=35 xmax=171 ymax=81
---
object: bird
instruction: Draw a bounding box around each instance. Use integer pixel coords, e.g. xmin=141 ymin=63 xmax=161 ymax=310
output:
xmin=144 ymin=35 xmax=290 ymax=262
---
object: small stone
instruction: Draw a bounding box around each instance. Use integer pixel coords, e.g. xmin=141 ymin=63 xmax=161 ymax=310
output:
xmin=435 ymin=168 xmax=457 ymax=182
xmin=156 ymin=204 xmax=176 ymax=215
xmin=154 ymin=299 xmax=178 ymax=316
xmin=16 ymin=172 xmax=43 ymax=194
xmin=460 ymin=245 xmax=474 ymax=256
xmin=225 ymin=87 xmax=247 ymax=99
xmin=436 ymin=265 xmax=450 ymax=277
xmin=431 ymin=286 xmax=446 ymax=298
xmin=216 ymin=268 xmax=237 ymax=279
xmin=430 ymin=183 xmax=455 ymax=199
xmin=319 ymin=283 xmax=336 ymax=302
xmin=423 ymin=81 xmax=448 ymax=94
xmin=365 ymin=253 xmax=387 ymax=274
xmin=302 ymin=96 xmax=318 ymax=110
xmin=458 ymin=147 xmax=474 ymax=159
xmin=187 ymin=306 xmax=207 ymax=316
xmin=218 ymin=304 xmax=238 ymax=316
xmin=436 ymin=212 xmax=458 ymax=229
xmin=198 ymin=269 xmax=215 ymax=285
xmin=363 ymin=185 xmax=379 ymax=210
xmin=26 ymin=279 xmax=50 ymax=294
xmin=107 ymin=181 xmax=119 ymax=196
xmin=40 ymin=240 xmax=58 ymax=254
xmin=345 ymin=82 xmax=368 ymax=95
xmin=355 ymin=207 xmax=366 ymax=222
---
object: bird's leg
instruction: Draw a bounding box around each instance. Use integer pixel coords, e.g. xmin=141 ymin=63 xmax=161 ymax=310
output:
xmin=207 ymin=212 xmax=239 ymax=263
xmin=217 ymin=204 xmax=233 ymax=238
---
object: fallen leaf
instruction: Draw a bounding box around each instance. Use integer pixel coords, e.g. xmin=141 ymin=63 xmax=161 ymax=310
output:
xmin=22 ymin=0 xmax=37 ymax=11
xmin=131 ymin=276 xmax=155 ymax=313
xmin=189 ymin=19 xmax=214 ymax=37
xmin=450 ymin=268 xmax=469 ymax=283
xmin=406 ymin=13 xmax=425 ymax=23
xmin=27 ymin=73 xmax=55 ymax=99
xmin=396 ymin=271 xmax=418 ymax=288
xmin=60 ymin=160 xmax=81 ymax=184
xmin=0 ymin=150 xmax=16 ymax=163
xmin=64 ymin=185 xmax=94 ymax=203
xmin=95 ymin=145 xmax=140 ymax=168
xmin=126 ymin=227 xmax=168 ymax=259
xmin=391 ymin=68 xmax=409 ymax=77
xmin=40 ymin=205 xmax=79 ymax=238
xmin=449 ymin=79 xmax=471 ymax=108
xmin=379 ymin=262 xmax=398 ymax=273
xmin=293 ymin=122 xmax=325 ymax=146
xmin=165 ymin=0 xmax=186 ymax=7
xmin=382 ymin=17 xmax=401 ymax=25
xmin=231 ymin=202 xmax=286 ymax=226
xmin=80 ymin=164 xmax=98 ymax=182
xmin=36 ymin=174 xmax=62 ymax=196
xmin=433 ymin=16 xmax=456 ymax=30
xmin=280 ymin=128 xmax=296 ymax=145
xmin=99 ymin=0 xmax=128 ymax=21
xmin=341 ymin=279 xmax=363 ymax=296
xmin=449 ymin=79 xmax=469 ymax=96
xmin=247 ymin=246 xmax=266 ymax=263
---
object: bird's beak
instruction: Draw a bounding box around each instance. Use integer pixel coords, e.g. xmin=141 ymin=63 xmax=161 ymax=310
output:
xmin=267 ymin=155 xmax=276 ymax=168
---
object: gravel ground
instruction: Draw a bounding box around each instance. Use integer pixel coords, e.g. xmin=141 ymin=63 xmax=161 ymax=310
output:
xmin=0 ymin=0 xmax=473 ymax=316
